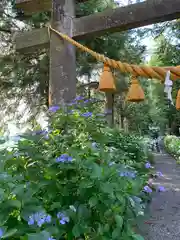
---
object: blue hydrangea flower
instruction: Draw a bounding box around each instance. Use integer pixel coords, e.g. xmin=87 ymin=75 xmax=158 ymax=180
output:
xmin=84 ymin=99 xmax=90 ymax=103
xmin=45 ymin=215 xmax=52 ymax=223
xmin=0 ymin=228 xmax=3 ymax=238
xmin=57 ymin=212 xmax=69 ymax=225
xmin=158 ymin=186 xmax=166 ymax=192
xmin=143 ymin=185 xmax=152 ymax=193
xmin=56 ymin=154 xmax=73 ymax=163
xmin=49 ymin=105 xmax=60 ymax=112
xmin=81 ymin=112 xmax=92 ymax=117
xmin=49 ymin=237 xmax=56 ymax=240
xmin=28 ymin=215 xmax=35 ymax=225
xmin=145 ymin=162 xmax=152 ymax=169
xmin=28 ymin=212 xmax=51 ymax=227
xmin=120 ymin=171 xmax=136 ymax=178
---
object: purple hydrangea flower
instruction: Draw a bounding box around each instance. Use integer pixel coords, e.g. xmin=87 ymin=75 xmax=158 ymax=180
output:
xmin=0 ymin=228 xmax=3 ymax=238
xmin=144 ymin=185 xmax=152 ymax=193
xmin=56 ymin=154 xmax=73 ymax=163
xmin=145 ymin=162 xmax=152 ymax=169
xmin=57 ymin=212 xmax=69 ymax=225
xmin=81 ymin=112 xmax=92 ymax=117
xmin=158 ymin=186 xmax=166 ymax=192
xmin=74 ymin=96 xmax=84 ymax=101
xmin=156 ymin=171 xmax=163 ymax=177
xmin=84 ymin=99 xmax=90 ymax=103
xmin=49 ymin=105 xmax=60 ymax=112
xmin=49 ymin=237 xmax=56 ymax=240
xmin=28 ymin=212 xmax=51 ymax=227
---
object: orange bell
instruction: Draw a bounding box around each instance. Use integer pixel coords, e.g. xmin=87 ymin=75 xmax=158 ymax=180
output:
xmin=176 ymin=89 xmax=180 ymax=110
xmin=98 ymin=64 xmax=116 ymax=93
xmin=126 ymin=76 xmax=145 ymax=102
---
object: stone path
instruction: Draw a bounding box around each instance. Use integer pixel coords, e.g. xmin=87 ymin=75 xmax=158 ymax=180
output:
xmin=140 ymin=153 xmax=180 ymax=239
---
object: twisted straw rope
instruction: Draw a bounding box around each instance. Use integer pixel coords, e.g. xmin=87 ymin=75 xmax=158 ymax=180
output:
xmin=49 ymin=26 xmax=180 ymax=81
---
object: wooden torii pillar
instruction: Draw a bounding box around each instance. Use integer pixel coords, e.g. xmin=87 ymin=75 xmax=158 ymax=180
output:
xmin=15 ymin=0 xmax=180 ymax=108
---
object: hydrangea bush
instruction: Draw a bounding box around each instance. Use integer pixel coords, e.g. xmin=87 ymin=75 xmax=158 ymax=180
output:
xmin=0 ymin=97 xmax=155 ymax=239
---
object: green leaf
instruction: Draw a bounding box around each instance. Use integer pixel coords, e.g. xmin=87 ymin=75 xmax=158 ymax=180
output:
xmin=112 ymin=228 xmax=120 ymax=239
xmin=2 ymin=228 xmax=17 ymax=239
xmin=91 ymin=163 xmax=102 ymax=179
xmin=89 ymin=196 xmax=98 ymax=207
xmin=132 ymin=234 xmax=145 ymax=240
xmin=4 ymin=200 xmax=21 ymax=209
xmin=72 ymin=224 xmax=83 ymax=237
xmin=12 ymin=184 xmax=25 ymax=195
xmin=27 ymin=231 xmax=50 ymax=240
xmin=114 ymin=215 xmax=123 ymax=228
xmin=101 ymin=183 xmax=113 ymax=194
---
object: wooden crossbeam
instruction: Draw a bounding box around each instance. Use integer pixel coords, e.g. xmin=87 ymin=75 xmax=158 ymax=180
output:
xmin=15 ymin=28 xmax=49 ymax=52
xmin=16 ymin=0 xmax=51 ymax=14
xmin=73 ymin=0 xmax=180 ymax=38
xmin=15 ymin=0 xmax=88 ymax=15
xmin=15 ymin=0 xmax=180 ymax=52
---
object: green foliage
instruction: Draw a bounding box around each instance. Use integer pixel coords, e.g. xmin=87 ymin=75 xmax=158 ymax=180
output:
xmin=164 ymin=135 xmax=180 ymax=162
xmin=149 ymin=20 xmax=180 ymax=135
xmin=0 ymin=99 xmax=152 ymax=239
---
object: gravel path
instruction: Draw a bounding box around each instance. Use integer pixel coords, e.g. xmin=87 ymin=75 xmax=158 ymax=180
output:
xmin=140 ymin=153 xmax=180 ymax=239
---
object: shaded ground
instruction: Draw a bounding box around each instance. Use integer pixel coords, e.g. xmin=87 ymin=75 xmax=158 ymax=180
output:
xmin=139 ymin=153 xmax=180 ymax=239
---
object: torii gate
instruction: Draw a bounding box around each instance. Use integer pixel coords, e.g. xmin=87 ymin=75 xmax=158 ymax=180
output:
xmin=15 ymin=0 xmax=180 ymax=106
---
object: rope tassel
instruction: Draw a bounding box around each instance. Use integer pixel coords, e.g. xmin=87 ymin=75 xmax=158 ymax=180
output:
xmin=98 ymin=64 xmax=116 ymax=93
xmin=176 ymin=89 xmax=180 ymax=110
xmin=126 ymin=76 xmax=145 ymax=102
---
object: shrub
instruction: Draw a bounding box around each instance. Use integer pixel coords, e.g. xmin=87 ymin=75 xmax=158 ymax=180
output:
xmin=0 ymin=98 xmax=152 ymax=239
xmin=164 ymin=135 xmax=180 ymax=161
